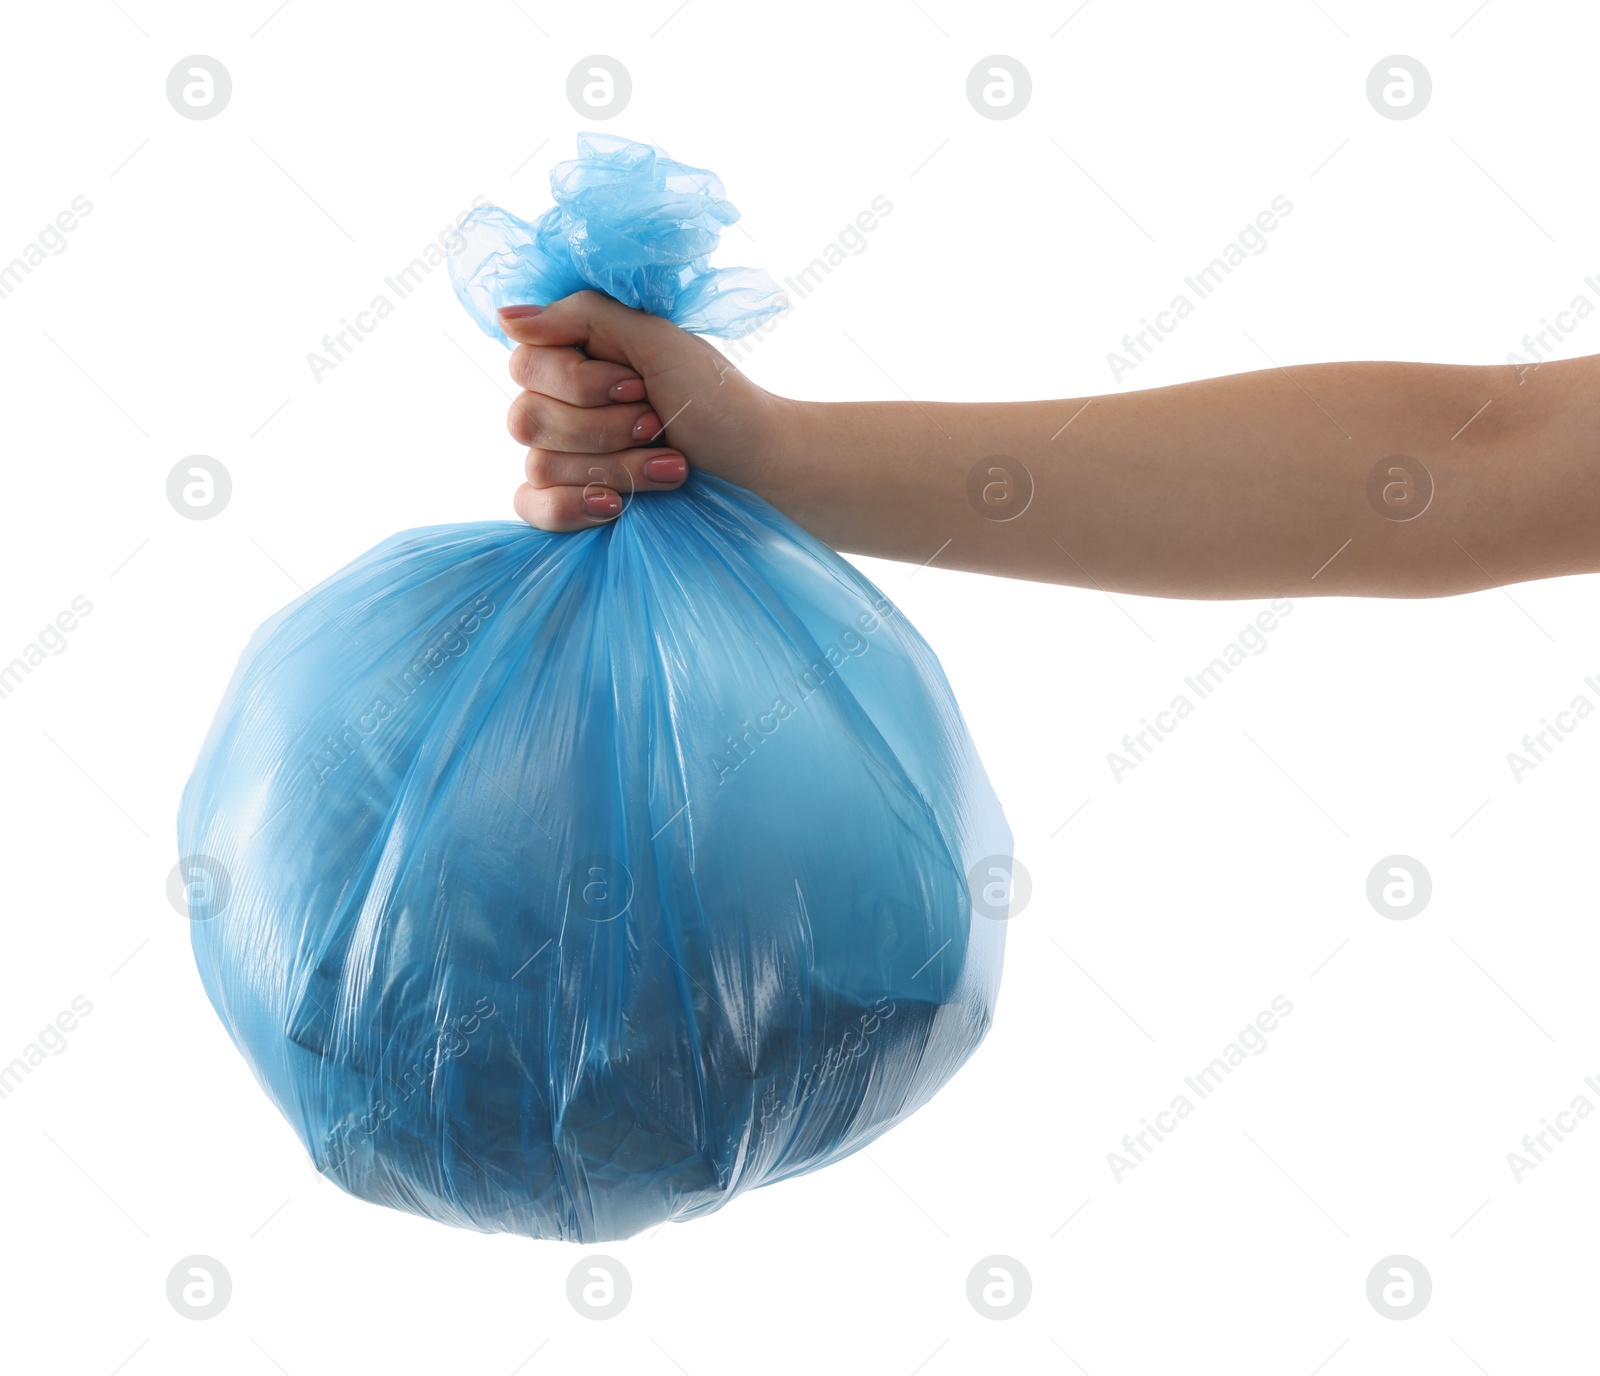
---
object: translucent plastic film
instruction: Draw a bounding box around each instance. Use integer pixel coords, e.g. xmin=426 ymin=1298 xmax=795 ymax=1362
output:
xmin=178 ymin=135 xmax=1010 ymax=1242
xmin=450 ymin=131 xmax=788 ymax=344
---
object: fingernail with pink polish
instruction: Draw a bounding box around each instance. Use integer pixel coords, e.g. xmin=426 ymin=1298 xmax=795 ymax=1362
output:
xmin=632 ymin=412 xmax=661 ymax=441
xmin=583 ymin=490 xmax=622 ymax=517
xmin=499 ymin=304 xmax=545 ymax=320
xmin=609 ymin=378 xmax=646 ymax=403
xmin=644 ymin=455 xmax=687 ymax=484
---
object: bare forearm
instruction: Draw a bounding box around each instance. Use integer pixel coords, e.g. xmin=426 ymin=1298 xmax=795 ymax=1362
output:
xmin=759 ymin=356 xmax=1600 ymax=599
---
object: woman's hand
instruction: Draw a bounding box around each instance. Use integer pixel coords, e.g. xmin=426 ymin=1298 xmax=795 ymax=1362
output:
xmin=499 ymin=293 xmax=1594 ymax=601
xmin=498 ymin=293 xmax=793 ymax=531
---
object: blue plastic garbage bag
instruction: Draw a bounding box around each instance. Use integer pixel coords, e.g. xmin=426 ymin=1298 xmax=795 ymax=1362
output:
xmin=177 ymin=134 xmax=1010 ymax=1242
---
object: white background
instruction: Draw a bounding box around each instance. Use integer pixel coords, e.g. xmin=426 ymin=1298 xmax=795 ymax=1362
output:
xmin=1 ymin=0 xmax=1596 ymax=1371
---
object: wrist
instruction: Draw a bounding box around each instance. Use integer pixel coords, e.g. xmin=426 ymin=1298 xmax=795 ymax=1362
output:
xmin=746 ymin=392 xmax=829 ymax=513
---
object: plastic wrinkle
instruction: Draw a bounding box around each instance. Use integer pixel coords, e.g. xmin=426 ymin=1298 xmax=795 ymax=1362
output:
xmin=450 ymin=131 xmax=789 ymax=344
xmin=179 ymin=136 xmax=1009 ymax=1243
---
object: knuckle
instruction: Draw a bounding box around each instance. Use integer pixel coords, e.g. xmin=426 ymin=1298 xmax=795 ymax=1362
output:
xmin=524 ymin=448 xmax=556 ymax=485
xmin=506 ymin=396 xmax=529 ymax=444
xmin=512 ymin=483 xmax=543 ymax=528
xmin=515 ymin=483 xmax=572 ymax=533
xmin=557 ymin=412 xmax=601 ymax=452
xmin=508 ymin=345 xmax=537 ymax=390
xmin=507 ymin=394 xmax=545 ymax=448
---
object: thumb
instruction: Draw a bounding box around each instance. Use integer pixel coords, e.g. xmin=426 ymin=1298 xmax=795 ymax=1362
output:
xmin=498 ymin=290 xmax=679 ymax=374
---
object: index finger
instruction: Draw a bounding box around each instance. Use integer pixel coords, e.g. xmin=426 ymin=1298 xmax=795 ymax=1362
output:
xmin=510 ymin=344 xmax=646 ymax=406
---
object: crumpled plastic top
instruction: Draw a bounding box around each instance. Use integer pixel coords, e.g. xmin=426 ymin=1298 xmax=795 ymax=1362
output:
xmin=450 ymin=132 xmax=789 ymax=345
